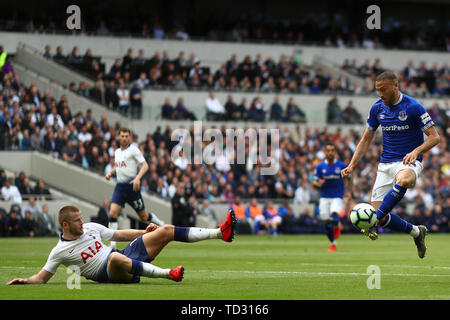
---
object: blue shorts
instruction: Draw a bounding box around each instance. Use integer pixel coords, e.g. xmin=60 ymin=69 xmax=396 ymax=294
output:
xmin=111 ymin=182 xmax=145 ymax=213
xmin=92 ymin=235 xmax=151 ymax=283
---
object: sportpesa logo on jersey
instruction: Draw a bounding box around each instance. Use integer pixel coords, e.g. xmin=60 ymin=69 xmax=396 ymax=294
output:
xmin=381 ymin=124 xmax=410 ymax=131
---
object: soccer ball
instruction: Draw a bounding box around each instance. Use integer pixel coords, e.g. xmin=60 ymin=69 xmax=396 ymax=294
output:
xmin=350 ymin=203 xmax=378 ymax=230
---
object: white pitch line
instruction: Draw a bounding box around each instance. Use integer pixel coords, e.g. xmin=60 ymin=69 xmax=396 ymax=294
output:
xmin=292 ymin=262 xmax=450 ymax=270
xmin=194 ymin=270 xmax=450 ymax=278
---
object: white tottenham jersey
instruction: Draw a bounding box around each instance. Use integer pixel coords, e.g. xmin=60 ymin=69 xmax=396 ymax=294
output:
xmin=114 ymin=144 xmax=146 ymax=183
xmin=43 ymin=223 xmax=114 ymax=280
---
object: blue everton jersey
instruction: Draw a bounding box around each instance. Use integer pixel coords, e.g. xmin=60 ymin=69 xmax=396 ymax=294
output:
xmin=367 ymin=93 xmax=434 ymax=163
xmin=314 ymin=160 xmax=346 ymax=198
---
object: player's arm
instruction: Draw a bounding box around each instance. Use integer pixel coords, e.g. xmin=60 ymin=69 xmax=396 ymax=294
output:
xmin=341 ymin=127 xmax=376 ymax=178
xmin=403 ymin=126 xmax=440 ymax=165
xmin=105 ymin=167 xmax=117 ymax=180
xmin=7 ymin=268 xmax=53 ymax=285
xmin=311 ymin=165 xmax=324 ymax=188
xmin=111 ymin=223 xmax=158 ymax=242
xmin=130 ymin=161 xmax=149 ymax=191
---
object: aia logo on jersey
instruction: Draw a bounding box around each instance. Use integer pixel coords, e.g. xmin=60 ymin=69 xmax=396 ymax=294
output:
xmin=81 ymin=241 xmax=103 ymax=264
xmin=115 ymin=161 xmax=127 ymax=168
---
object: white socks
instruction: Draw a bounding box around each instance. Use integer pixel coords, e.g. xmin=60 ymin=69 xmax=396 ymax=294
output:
xmin=109 ymin=221 xmax=118 ymax=249
xmin=148 ymin=212 xmax=165 ymax=226
xmin=410 ymin=225 xmax=420 ymax=238
xmin=187 ymin=227 xmax=222 ymax=242
xmin=141 ymin=262 xmax=171 ymax=279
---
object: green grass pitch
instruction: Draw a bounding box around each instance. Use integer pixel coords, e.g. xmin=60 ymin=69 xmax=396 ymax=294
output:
xmin=1 ymin=234 xmax=450 ymax=300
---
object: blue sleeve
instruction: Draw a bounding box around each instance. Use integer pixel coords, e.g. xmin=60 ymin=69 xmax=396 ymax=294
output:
xmin=411 ymin=103 xmax=435 ymax=132
xmin=245 ymin=207 xmax=250 ymax=218
xmin=314 ymin=163 xmax=322 ymax=180
xmin=367 ymin=104 xmax=379 ymax=131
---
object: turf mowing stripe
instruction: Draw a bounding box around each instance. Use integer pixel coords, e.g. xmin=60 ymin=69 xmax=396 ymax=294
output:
xmin=194 ymin=270 xmax=450 ymax=278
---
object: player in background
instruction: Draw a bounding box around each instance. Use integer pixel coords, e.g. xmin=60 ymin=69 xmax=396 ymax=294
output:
xmin=312 ymin=142 xmax=347 ymax=252
xmin=341 ymin=71 xmax=440 ymax=258
xmin=263 ymin=200 xmax=282 ymax=236
xmin=105 ymin=127 xmax=164 ymax=249
xmin=7 ymin=205 xmax=236 ymax=285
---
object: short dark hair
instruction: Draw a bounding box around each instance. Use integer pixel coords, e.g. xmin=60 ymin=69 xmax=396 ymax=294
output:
xmin=118 ymin=127 xmax=131 ymax=135
xmin=375 ymin=71 xmax=398 ymax=83
xmin=58 ymin=205 xmax=79 ymax=227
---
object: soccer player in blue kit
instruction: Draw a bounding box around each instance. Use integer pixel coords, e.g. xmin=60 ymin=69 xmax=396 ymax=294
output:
xmin=341 ymin=72 xmax=440 ymax=258
xmin=312 ymin=142 xmax=347 ymax=252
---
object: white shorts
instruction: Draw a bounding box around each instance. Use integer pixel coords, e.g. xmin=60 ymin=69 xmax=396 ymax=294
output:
xmin=268 ymin=216 xmax=282 ymax=225
xmin=371 ymin=160 xmax=423 ymax=202
xmin=319 ymin=198 xmax=343 ymax=221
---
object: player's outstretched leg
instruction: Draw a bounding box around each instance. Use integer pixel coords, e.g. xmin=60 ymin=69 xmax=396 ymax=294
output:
xmin=108 ymin=203 xmax=122 ymax=249
xmin=413 ymin=225 xmax=428 ymax=259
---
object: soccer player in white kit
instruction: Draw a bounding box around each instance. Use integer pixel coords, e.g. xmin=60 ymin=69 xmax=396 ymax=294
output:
xmin=105 ymin=127 xmax=164 ymax=248
xmin=7 ymin=205 xmax=236 ymax=284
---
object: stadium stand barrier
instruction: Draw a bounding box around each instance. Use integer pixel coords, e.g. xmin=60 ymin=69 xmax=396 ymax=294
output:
xmin=312 ymin=55 xmax=365 ymax=87
xmin=13 ymin=63 xmax=129 ymax=127
xmin=0 ymin=151 xmax=172 ymax=227
xmin=15 ymin=42 xmax=95 ymax=87
xmin=3 ymin=31 xmax=450 ymax=73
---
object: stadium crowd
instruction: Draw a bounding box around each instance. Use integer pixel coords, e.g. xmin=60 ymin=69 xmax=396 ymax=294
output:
xmin=40 ymin=44 xmax=450 ymax=123
xmin=1 ymin=48 xmax=450 ymax=236
xmin=2 ymin=7 xmax=449 ymax=52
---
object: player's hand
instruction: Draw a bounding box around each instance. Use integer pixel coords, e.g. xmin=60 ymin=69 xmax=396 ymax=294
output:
xmin=403 ymin=150 xmax=418 ymax=166
xmin=105 ymin=172 xmax=112 ymax=180
xmin=144 ymin=223 xmax=158 ymax=233
xmin=130 ymin=178 xmax=140 ymax=191
xmin=7 ymin=278 xmax=27 ymax=285
xmin=316 ymin=179 xmax=325 ymax=187
xmin=341 ymin=164 xmax=354 ymax=178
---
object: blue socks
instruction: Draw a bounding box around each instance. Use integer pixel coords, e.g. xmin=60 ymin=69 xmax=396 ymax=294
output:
xmin=174 ymin=227 xmax=190 ymax=242
xmin=381 ymin=213 xmax=413 ymax=234
xmin=375 ymin=184 xmax=415 ymax=235
xmin=131 ymin=259 xmax=143 ymax=275
xmin=376 ymin=184 xmax=407 ymax=220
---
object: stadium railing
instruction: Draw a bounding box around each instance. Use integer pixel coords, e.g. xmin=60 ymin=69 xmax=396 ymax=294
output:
xmin=3 ymin=31 xmax=450 ymax=76
xmin=0 ymin=151 xmax=174 ymax=226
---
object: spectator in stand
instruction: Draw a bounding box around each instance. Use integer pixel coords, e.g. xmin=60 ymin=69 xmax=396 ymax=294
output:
xmin=285 ymin=98 xmax=306 ymax=123
xmin=43 ymin=45 xmax=52 ymax=59
xmin=161 ymin=98 xmax=175 ymax=120
xmin=33 ymin=180 xmax=51 ymax=200
xmin=61 ymin=139 xmax=77 ymax=163
xmin=326 ymin=97 xmax=342 ymax=124
xmin=91 ymin=199 xmax=110 ymax=227
xmin=270 ymin=96 xmax=284 ymax=121
xmin=247 ymin=96 xmax=266 ymax=122
xmin=6 ymin=207 xmax=21 ymax=236
xmin=199 ymin=199 xmax=219 ymax=225
xmin=175 ymin=97 xmax=196 ymax=120
xmin=116 ymin=81 xmax=130 ymax=116
xmin=53 ymin=46 xmax=65 ymax=63
xmin=0 ymin=210 xmax=6 ymax=237
xmin=22 ymin=210 xmax=36 ymax=237
xmin=34 ymin=203 xmax=58 ymax=236
xmin=19 ymin=178 xmax=33 ymax=200
xmin=341 ymin=100 xmax=363 ymax=124
xmin=1 ymin=177 xmax=22 ymax=203
xmin=104 ymin=80 xmax=119 ymax=110
xmin=205 ymin=91 xmax=226 ymax=121
xmin=129 ymin=82 xmax=143 ymax=119
xmin=89 ymin=81 xmax=103 ymax=103
xmin=22 ymin=197 xmax=41 ymax=219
